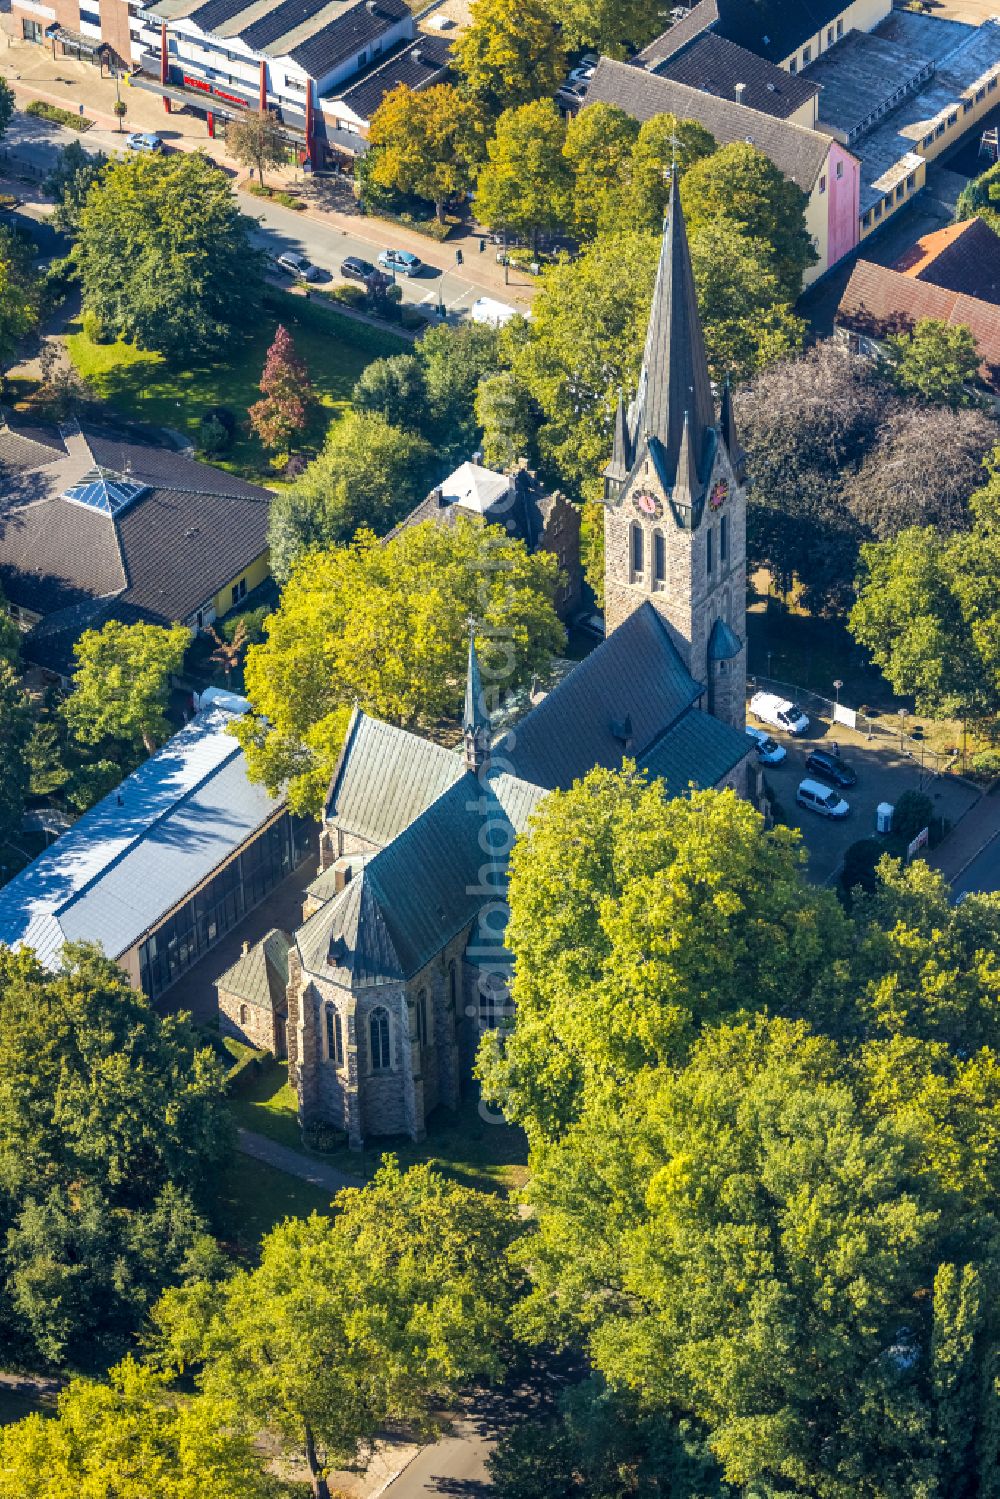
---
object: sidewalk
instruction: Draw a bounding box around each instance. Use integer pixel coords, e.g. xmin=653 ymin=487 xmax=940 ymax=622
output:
xmin=931 ymin=784 xmax=1000 ymax=883
xmin=236 ymin=1126 xmax=362 ymax=1192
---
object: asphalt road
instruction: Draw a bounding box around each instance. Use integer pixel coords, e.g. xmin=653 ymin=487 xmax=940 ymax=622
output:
xmin=952 ymin=829 xmax=1000 ymax=898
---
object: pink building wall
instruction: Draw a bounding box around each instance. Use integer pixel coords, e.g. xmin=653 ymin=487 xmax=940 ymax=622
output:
xmin=827 ymin=141 xmax=860 ymax=267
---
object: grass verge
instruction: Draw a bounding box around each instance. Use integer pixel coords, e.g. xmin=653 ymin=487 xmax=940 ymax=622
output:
xmin=217 ymin=1152 xmax=334 ymax=1253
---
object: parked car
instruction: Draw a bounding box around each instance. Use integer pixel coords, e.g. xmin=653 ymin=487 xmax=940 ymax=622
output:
xmin=797 ymin=778 xmax=850 ymax=819
xmin=559 ymin=79 xmax=589 ymax=101
xmin=378 ymin=248 xmax=423 ymax=277
xmin=275 ymin=251 xmax=320 ymax=282
xmin=745 ymin=725 xmax=786 ymax=764
xmin=805 ymin=749 xmax=857 ymax=789
xmin=470 ymin=296 xmax=524 ymax=328
xmin=568 ymin=61 xmax=596 ymax=83
xmin=749 ymin=691 xmax=810 ymax=735
xmin=340 ymin=254 xmax=379 ymax=282
xmin=125 ymin=132 xmax=163 ymax=153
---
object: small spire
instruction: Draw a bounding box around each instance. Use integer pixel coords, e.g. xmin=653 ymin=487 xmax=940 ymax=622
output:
xmin=603 ymin=389 xmax=631 ymax=492
xmin=463 ymin=622 xmax=490 ymax=775
xmin=719 ymin=376 xmax=746 ymax=481
xmin=672 ymin=409 xmax=701 ymax=508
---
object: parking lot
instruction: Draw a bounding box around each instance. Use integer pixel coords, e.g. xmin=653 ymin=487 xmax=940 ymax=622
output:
xmin=755 ymin=710 xmax=980 ymax=884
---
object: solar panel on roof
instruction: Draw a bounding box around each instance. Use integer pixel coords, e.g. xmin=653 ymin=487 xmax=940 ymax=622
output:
xmin=63 ymin=467 xmax=149 ymax=516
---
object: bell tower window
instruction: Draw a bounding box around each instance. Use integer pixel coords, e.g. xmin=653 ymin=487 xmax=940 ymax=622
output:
xmin=706 ymin=528 xmax=714 ymax=577
xmin=631 ymin=523 xmax=644 ymax=578
xmin=720 ymin=514 xmax=729 ymax=564
xmin=653 ymin=531 xmax=665 ymax=583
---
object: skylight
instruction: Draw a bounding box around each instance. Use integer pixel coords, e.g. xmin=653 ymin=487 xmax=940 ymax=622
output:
xmin=63 ymin=468 xmax=149 ymax=516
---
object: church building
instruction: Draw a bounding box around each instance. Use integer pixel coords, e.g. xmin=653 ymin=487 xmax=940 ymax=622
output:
xmin=285 ymin=179 xmax=758 ymax=1147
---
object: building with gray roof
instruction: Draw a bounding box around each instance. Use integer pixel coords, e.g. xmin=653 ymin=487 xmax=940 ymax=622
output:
xmin=0 ymin=704 xmax=310 ymax=998
xmin=287 ymin=191 xmax=758 ymax=1151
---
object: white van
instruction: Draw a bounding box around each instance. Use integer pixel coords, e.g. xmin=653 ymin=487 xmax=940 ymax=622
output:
xmin=749 ymin=691 xmax=810 ymax=735
xmin=796 ymin=778 xmax=850 ymax=819
xmin=470 ymin=297 xmax=526 ymax=328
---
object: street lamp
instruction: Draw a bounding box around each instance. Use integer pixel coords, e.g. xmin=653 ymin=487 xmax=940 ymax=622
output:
xmin=898 ymin=707 xmax=910 ymax=750
xmin=833 ymin=678 xmax=843 ymax=709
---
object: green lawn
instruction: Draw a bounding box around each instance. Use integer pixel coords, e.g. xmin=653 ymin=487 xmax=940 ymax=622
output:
xmin=66 ymin=288 xmax=408 ymax=478
xmin=217 ymin=1153 xmax=334 ymax=1254
xmin=228 ymin=1058 xmax=528 ymax=1196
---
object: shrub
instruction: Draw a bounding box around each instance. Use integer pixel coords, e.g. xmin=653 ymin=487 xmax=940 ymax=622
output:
xmin=303 ymin=1118 xmax=347 ymax=1153
xmin=81 ymin=307 xmax=112 ymax=344
xmin=971 ymin=748 xmax=1000 ymax=779
xmin=273 ymin=190 xmax=305 ymax=210
xmin=198 ymin=413 xmax=230 ymax=455
xmin=330 ymin=282 xmax=367 ymax=308
xmin=841 ymin=838 xmax=884 ymax=899
xmin=282 ymin=452 xmax=308 ymax=480
xmin=26 ymin=99 xmax=92 ymax=131
xmin=400 ymin=305 xmax=427 ymax=329
xmin=892 ymin=789 xmax=934 ymax=845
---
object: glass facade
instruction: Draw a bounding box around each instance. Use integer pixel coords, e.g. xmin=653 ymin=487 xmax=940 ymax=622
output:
xmin=137 ymin=812 xmax=307 ymax=999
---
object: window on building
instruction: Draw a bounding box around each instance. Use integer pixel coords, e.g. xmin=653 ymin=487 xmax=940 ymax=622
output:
xmin=826 ymin=27 xmax=833 ymax=45
xmin=230 ymin=577 xmax=247 ymax=607
xmin=789 ymin=58 xmax=797 ymax=74
xmin=964 ymin=99 xmax=973 ymax=113
xmin=21 ymin=18 xmax=43 ymax=41
xmin=819 ymin=175 xmax=826 ymax=194
xmin=948 ymin=112 xmax=958 ymax=126
xmin=416 ymin=989 xmax=427 ymax=1048
xmin=802 ymin=46 xmax=811 ymax=65
xmin=449 ymin=959 xmax=458 ymax=1009
xmin=862 ymin=210 xmax=872 ymax=229
xmin=906 ymin=173 xmax=915 ymax=189
xmin=325 ymin=1004 xmax=343 ymax=1065
xmin=80 ymin=7 xmax=101 ymax=26
xmin=357 ymin=49 xmax=367 ymax=67
xmin=706 ymin=528 xmax=714 ymax=577
xmin=976 ymin=87 xmax=986 ymax=101
xmin=239 ymin=1003 xmax=248 ymax=1026
xmin=720 ymin=514 xmax=728 ymax=564
xmin=990 ymin=77 xmax=998 ymax=92
xmin=631 ymin=523 xmax=643 ymax=577
xmin=654 ymin=530 xmax=665 ymax=583
xmin=874 ymin=203 xmax=882 ymax=220
xmin=923 ymin=133 xmax=933 ymax=147
xmin=836 ymin=18 xmax=843 ymax=37
xmin=884 ymin=195 xmax=892 ymax=213
xmin=935 ymin=122 xmax=945 ymax=137
xmin=370 ymin=1006 xmax=390 ymax=1070
xmin=836 ymin=160 xmax=843 ymax=179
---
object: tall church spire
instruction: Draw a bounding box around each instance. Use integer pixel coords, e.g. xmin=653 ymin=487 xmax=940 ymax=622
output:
xmin=630 ymin=173 xmax=715 ymax=493
xmin=463 ymin=624 xmax=490 ymax=775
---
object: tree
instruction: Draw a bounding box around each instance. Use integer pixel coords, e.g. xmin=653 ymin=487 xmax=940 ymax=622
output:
xmin=351 ymin=352 xmax=427 ymax=431
xmin=0 ymin=224 xmax=41 ymax=363
xmin=475 ymin=369 xmax=540 ymax=470
xmin=43 ymin=139 xmax=108 ymax=233
xmin=453 ymin=0 xmax=566 ymax=113
xmin=417 ymin=319 xmax=502 ymax=457
xmin=0 ymin=944 xmax=231 ymax=1369
xmin=688 ymin=216 xmax=805 ymax=382
xmin=72 ymin=152 xmax=262 ymax=359
xmin=153 ymin=1161 xmax=522 ymax=1498
xmin=562 ymin=103 xmax=639 ymax=241
xmin=267 ymin=411 xmax=435 ymax=583
xmin=237 ymin=518 xmax=564 ymax=813
xmin=680 ymin=141 xmax=817 ymax=297
xmin=248 ymin=323 xmax=312 ymax=453
xmin=624 ymin=113 xmax=716 ymax=233
xmin=63 ymin=619 xmax=189 ymax=755
xmin=0 ymin=1360 xmax=274 ymax=1499
xmin=955 ymin=156 xmax=1000 ymax=233
xmin=474 ymin=100 xmax=572 ymax=249
xmin=0 ymin=78 xmax=13 ymax=140
xmin=843 ymin=403 xmax=998 ymax=539
xmin=0 ymin=661 xmax=31 ymax=845
xmin=226 ymin=108 xmax=287 ymax=187
xmin=549 ymin=0 xmax=664 ymax=55
xmin=886 ymin=317 xmax=981 ymax=406
xmin=368 ymin=84 xmax=485 ymax=221
xmin=478 ymin=770 xmax=846 ymax=1142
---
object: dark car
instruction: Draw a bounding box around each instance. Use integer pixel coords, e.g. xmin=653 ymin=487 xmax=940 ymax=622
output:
xmin=805 ymin=749 xmax=857 ymax=789
xmin=341 ymin=255 xmax=378 ymax=282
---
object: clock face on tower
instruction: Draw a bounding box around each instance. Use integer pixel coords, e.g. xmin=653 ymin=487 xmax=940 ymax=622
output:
xmin=709 ymin=478 xmax=729 ymax=511
xmin=632 ymin=488 xmax=663 ymax=519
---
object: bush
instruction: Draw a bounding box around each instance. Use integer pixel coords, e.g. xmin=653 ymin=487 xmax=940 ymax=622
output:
xmin=841 ymin=838 xmax=884 ymax=899
xmin=303 ymin=1118 xmax=347 ymax=1153
xmin=400 ymin=305 xmax=428 ymax=329
xmin=971 ymin=748 xmax=1000 ymax=779
xmin=26 ymin=99 xmax=92 ymax=131
xmin=198 ymin=413 xmax=229 ymax=455
xmin=892 ymin=789 xmax=935 ymax=845
xmin=282 ymin=452 xmax=308 ymax=480
xmin=330 ymin=282 xmax=367 ymax=308
xmin=222 ymin=603 xmax=269 ymax=645
xmin=273 ymin=190 xmax=305 ymax=210
xmin=81 ymin=307 xmax=112 ymax=345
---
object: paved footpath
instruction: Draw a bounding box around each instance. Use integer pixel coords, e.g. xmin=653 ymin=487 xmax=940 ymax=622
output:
xmin=236 ymin=1127 xmax=362 ymax=1193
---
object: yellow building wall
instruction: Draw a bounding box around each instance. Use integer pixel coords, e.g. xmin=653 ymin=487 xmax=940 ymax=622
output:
xmin=787 ymin=95 xmax=819 ymax=129
xmin=779 ymin=0 xmax=892 ymax=70
xmin=858 ymin=158 xmax=926 ymax=241
xmin=907 ymin=76 xmax=1000 ymax=166
xmin=213 ymin=549 xmax=271 ymax=618
xmin=802 ymin=177 xmax=829 ymax=287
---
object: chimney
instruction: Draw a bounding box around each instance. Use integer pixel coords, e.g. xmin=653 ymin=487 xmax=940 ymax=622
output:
xmin=334 ymin=861 xmax=352 ymax=894
xmin=411 ymin=45 xmax=421 ymax=62
xmin=242 ymin=940 xmax=250 ymax=956
xmin=734 ymin=82 xmax=746 ymax=104
xmin=431 ymin=486 xmax=444 ymax=508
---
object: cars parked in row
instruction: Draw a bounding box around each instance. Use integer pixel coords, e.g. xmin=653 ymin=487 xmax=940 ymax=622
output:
xmin=748 ymin=691 xmax=810 ymax=736
xmin=797 ymin=778 xmax=850 ymax=819
xmin=274 ymin=251 xmax=321 ymax=282
xmin=805 ymin=749 xmax=857 ymax=789
xmin=745 ymin=725 xmax=786 ymax=764
xmin=378 ymin=248 xmax=423 ymax=277
xmin=340 ymin=255 xmax=382 ymax=284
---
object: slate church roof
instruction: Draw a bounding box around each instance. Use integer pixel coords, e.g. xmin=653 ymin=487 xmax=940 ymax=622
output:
xmin=217 ymin=929 xmax=292 ymax=1013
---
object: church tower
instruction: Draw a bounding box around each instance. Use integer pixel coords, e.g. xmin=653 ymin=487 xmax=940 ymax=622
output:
xmin=603 ymin=176 xmax=748 ymax=731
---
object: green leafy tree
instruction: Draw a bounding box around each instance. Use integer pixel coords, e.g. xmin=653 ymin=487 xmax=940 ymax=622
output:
xmin=680 ymin=140 xmax=817 ymax=296
xmin=267 ymin=410 xmax=435 ymax=583
xmin=0 ymin=1359 xmax=274 ymax=1499
xmin=475 ymin=99 xmax=572 ymax=249
xmin=72 ymin=152 xmax=263 ymax=358
xmin=43 ymin=139 xmax=109 ymax=233
xmin=0 ymin=944 xmax=231 ymax=1369
xmin=562 ymin=103 xmax=639 ymax=241
xmin=955 ymin=156 xmax=1000 ymax=232
xmin=417 ymin=318 xmax=502 ymax=456
xmin=624 ymin=113 xmax=717 ymax=232
xmin=351 ymin=352 xmax=427 ymax=430
xmin=688 ymin=216 xmax=805 ymax=382
xmin=248 ymin=322 xmax=312 ymax=453
xmin=0 ymin=223 xmax=41 ymax=362
xmin=0 ymin=660 xmax=31 ymax=844
xmin=478 ymin=769 xmax=847 ymax=1142
xmin=226 ymin=107 xmax=287 ymax=186
xmin=368 ymin=84 xmax=485 ymax=221
xmin=152 ymin=1161 xmax=523 ymax=1498
xmin=237 ymin=518 xmax=564 ymax=813
xmin=549 ymin=0 xmax=664 ymax=55
xmin=63 ymin=619 xmax=189 ymax=755
xmin=886 ymin=317 xmax=980 ymax=406
xmin=475 ymin=368 xmax=540 ymax=470
xmin=454 ymin=0 xmax=566 ymax=113
xmin=0 ymin=78 xmax=14 ymax=139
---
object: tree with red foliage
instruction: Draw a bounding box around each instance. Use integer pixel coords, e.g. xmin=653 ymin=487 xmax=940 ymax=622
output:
xmin=248 ymin=324 xmax=312 ymax=453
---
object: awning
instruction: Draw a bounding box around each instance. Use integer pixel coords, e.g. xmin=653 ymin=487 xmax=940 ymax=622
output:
xmin=44 ymin=22 xmax=109 ymax=56
xmin=323 ymin=127 xmax=370 ymax=157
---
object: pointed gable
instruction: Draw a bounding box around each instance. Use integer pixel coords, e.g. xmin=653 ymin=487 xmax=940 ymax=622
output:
xmin=628 ymin=175 xmax=716 ymax=490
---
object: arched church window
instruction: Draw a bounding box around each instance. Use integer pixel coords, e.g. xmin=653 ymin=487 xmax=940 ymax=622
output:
xmin=370 ymin=1006 xmax=390 ymax=1071
xmin=720 ymin=514 xmax=729 ymax=564
xmin=448 ymin=960 xmax=458 ymax=1009
xmin=706 ymin=527 xmax=714 ymax=577
xmin=631 ymin=523 xmax=643 ymax=577
xmin=416 ymin=989 xmax=428 ymax=1048
xmin=326 ymin=1004 xmax=343 ymax=1065
xmin=239 ymin=1004 xmax=248 ymax=1027
xmin=653 ymin=530 xmax=665 ymax=583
